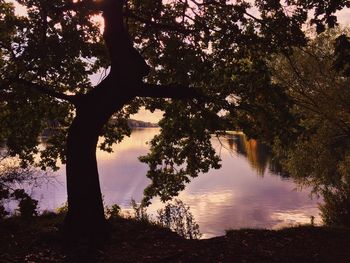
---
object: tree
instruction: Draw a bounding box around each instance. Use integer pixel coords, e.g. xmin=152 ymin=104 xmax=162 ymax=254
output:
xmin=269 ymin=28 xmax=350 ymax=226
xmin=0 ymin=0 xmax=348 ymax=241
xmin=157 ymin=199 xmax=201 ymax=239
xmin=0 ymin=150 xmax=44 ymax=220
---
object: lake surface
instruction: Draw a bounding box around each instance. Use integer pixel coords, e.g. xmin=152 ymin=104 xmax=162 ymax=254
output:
xmin=30 ymin=128 xmax=321 ymax=238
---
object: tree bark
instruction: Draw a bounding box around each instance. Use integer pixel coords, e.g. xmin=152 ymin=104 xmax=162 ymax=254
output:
xmin=63 ymin=76 xmax=136 ymax=241
xmin=63 ymin=112 xmax=107 ymax=241
xmin=62 ymin=0 xmax=144 ymax=242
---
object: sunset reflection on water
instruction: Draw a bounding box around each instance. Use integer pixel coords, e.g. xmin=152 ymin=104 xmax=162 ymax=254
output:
xmin=32 ymin=128 xmax=321 ymax=238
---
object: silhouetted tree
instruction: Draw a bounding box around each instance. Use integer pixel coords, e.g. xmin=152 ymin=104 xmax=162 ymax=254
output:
xmin=1 ymin=0 xmax=348 ymax=241
xmin=270 ymin=28 xmax=350 ymax=226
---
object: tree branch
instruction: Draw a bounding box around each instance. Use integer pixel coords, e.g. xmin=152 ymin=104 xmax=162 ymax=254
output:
xmin=243 ymin=11 xmax=263 ymax=23
xmin=136 ymin=83 xmax=202 ymax=99
xmin=125 ymin=11 xmax=194 ymax=35
xmin=102 ymin=0 xmax=150 ymax=78
xmin=14 ymin=79 xmax=76 ymax=103
xmin=54 ymin=1 xmax=193 ymax=35
xmin=54 ymin=0 xmax=103 ymax=13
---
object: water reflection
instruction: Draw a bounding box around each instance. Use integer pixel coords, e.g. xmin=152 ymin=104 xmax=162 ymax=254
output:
xmin=226 ymin=133 xmax=286 ymax=177
xmin=227 ymin=133 xmax=270 ymax=175
xmin=24 ymin=129 xmax=322 ymax=238
xmin=225 ymin=133 xmax=350 ymax=230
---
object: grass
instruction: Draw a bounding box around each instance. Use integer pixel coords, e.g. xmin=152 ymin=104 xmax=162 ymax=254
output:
xmin=1 ymin=214 xmax=350 ymax=262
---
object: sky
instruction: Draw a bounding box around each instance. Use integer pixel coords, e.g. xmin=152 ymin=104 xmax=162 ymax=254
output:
xmin=131 ymin=108 xmax=164 ymax=123
xmin=336 ymin=8 xmax=350 ymax=25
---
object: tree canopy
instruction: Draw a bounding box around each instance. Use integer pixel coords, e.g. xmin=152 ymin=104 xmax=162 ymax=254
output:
xmin=1 ymin=0 xmax=350 ymax=238
xmin=269 ymin=28 xmax=350 ymax=226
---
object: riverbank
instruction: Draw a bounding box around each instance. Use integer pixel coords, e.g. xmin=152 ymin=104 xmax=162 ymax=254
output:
xmin=1 ymin=214 xmax=350 ymax=262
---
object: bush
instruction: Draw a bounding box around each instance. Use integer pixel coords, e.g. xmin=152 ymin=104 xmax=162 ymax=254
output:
xmin=12 ymin=189 xmax=38 ymax=219
xmin=56 ymin=201 xmax=68 ymax=215
xmin=105 ymin=204 xmax=121 ymax=219
xmin=131 ymin=199 xmax=150 ymax=222
xmin=157 ymin=199 xmax=201 ymax=239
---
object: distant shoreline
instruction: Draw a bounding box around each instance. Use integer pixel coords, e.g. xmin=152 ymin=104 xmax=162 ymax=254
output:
xmin=127 ymin=119 xmax=158 ymax=128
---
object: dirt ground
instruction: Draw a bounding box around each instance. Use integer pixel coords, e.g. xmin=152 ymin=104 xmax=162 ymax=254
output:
xmin=1 ymin=215 xmax=350 ymax=263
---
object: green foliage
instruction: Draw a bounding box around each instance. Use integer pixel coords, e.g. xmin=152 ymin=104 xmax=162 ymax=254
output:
xmin=320 ymin=184 xmax=350 ymax=227
xmin=140 ymin=103 xmax=222 ymax=203
xmin=1 ymin=0 xmax=349 ymax=206
xmin=268 ymin=28 xmax=350 ymax=226
xmin=105 ymin=203 xmax=121 ymax=219
xmin=157 ymin=199 xmax=201 ymax=240
xmin=0 ymin=0 xmax=107 ymax=170
xmin=334 ymin=34 xmax=350 ymax=76
xmin=319 ymin=154 xmax=350 ymax=227
xmin=289 ymin=0 xmax=350 ymax=33
xmin=56 ymin=201 xmax=68 ymax=215
xmin=131 ymin=199 xmax=150 ymax=222
xmin=0 ymin=187 xmax=9 ymax=219
xmin=0 ymin=186 xmax=38 ymax=220
xmin=130 ymin=198 xmax=201 ymax=239
xmin=12 ymin=189 xmax=38 ymax=219
xmin=134 ymin=0 xmax=322 ymax=202
xmin=0 ymin=155 xmax=40 ymax=219
xmin=270 ymin=28 xmax=350 ymax=186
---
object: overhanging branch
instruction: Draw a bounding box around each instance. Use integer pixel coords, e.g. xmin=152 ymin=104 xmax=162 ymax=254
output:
xmin=136 ymin=83 xmax=202 ymax=99
xmin=15 ymin=79 xmax=76 ymax=103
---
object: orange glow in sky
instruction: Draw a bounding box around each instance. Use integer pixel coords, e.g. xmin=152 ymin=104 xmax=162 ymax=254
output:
xmin=90 ymin=14 xmax=105 ymax=33
xmin=131 ymin=108 xmax=164 ymax=123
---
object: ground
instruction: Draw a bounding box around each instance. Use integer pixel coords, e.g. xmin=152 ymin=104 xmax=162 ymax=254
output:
xmin=0 ymin=214 xmax=350 ymax=262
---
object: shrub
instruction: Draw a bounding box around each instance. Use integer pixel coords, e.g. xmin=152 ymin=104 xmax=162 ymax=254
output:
xmin=157 ymin=199 xmax=201 ymax=239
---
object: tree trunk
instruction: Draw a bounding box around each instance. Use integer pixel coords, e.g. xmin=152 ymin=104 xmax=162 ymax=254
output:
xmin=62 ymin=0 xmax=149 ymax=243
xmin=63 ymin=116 xmax=105 ymax=241
xmin=62 ymin=86 xmax=132 ymax=242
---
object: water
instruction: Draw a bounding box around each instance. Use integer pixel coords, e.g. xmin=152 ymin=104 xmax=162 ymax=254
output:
xmin=30 ymin=128 xmax=321 ymax=238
